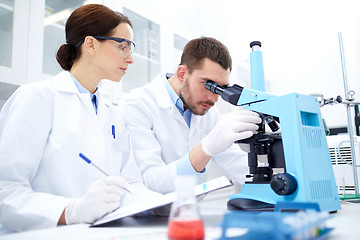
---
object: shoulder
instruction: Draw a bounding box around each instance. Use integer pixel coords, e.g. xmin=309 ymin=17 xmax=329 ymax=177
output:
xmin=4 ymin=72 xmax=72 ymax=113
xmin=0 ymin=79 xmax=56 ymax=129
xmin=117 ymin=76 xmax=166 ymax=125
xmin=119 ymin=74 xmax=165 ymax=110
xmin=117 ymin=88 xmax=154 ymax=124
xmin=123 ymin=77 xmax=162 ymax=102
xmin=13 ymin=79 xmax=55 ymax=105
xmin=17 ymin=71 xmax=71 ymax=95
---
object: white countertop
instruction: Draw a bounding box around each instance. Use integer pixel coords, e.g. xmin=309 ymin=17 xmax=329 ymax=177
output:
xmin=1 ymin=186 xmax=359 ymax=240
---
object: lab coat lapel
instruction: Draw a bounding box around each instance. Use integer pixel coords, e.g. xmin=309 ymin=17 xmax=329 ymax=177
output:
xmin=77 ymin=94 xmax=98 ymax=118
xmin=54 ymin=71 xmax=97 ymax=119
xmin=96 ymin=93 xmax=110 ymax=130
xmin=53 ymin=71 xmax=78 ymax=93
xmin=154 ymin=74 xmax=189 ymax=129
xmin=169 ymin=104 xmax=189 ymax=129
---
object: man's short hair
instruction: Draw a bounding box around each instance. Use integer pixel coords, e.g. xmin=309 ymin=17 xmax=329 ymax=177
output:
xmin=180 ymin=37 xmax=232 ymax=73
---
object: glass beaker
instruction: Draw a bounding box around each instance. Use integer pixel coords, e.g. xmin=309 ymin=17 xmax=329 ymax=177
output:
xmin=168 ymin=175 xmax=204 ymax=240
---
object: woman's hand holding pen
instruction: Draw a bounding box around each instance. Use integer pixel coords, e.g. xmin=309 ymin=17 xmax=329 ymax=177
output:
xmin=65 ymin=176 xmax=129 ymax=224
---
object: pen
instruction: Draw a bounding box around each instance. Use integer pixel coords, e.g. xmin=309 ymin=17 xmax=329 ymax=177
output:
xmin=112 ymin=125 xmax=115 ymax=139
xmin=79 ymin=153 xmax=131 ymax=194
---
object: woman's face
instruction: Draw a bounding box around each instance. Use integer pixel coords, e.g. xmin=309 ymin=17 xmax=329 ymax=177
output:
xmin=93 ymin=22 xmax=135 ymax=82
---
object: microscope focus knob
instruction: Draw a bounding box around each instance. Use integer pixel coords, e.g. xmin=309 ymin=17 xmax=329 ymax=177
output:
xmin=270 ymin=173 xmax=297 ymax=195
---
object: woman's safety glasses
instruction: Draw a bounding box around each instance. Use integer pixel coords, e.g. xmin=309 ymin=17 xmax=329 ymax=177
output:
xmin=92 ymin=36 xmax=136 ymax=57
xmin=75 ymin=36 xmax=136 ymax=57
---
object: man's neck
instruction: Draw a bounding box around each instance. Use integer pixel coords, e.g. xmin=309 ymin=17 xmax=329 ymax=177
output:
xmin=168 ymin=75 xmax=181 ymax=97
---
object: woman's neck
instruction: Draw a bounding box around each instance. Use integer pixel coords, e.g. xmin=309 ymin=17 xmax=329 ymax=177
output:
xmin=70 ymin=62 xmax=100 ymax=94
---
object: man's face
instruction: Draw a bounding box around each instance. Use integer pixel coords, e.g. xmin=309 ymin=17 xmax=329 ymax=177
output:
xmin=179 ymin=58 xmax=230 ymax=116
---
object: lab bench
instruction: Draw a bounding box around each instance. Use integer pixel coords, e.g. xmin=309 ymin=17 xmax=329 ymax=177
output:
xmin=0 ymin=186 xmax=359 ymax=240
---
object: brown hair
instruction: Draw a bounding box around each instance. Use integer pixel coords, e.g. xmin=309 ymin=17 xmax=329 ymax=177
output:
xmin=180 ymin=37 xmax=232 ymax=73
xmin=56 ymin=4 xmax=132 ymax=71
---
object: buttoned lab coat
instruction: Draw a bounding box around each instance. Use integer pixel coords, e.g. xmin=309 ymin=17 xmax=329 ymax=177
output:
xmin=0 ymin=71 xmax=161 ymax=234
xmin=119 ymin=73 xmax=249 ymax=194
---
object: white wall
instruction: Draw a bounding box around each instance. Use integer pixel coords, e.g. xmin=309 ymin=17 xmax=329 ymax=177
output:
xmin=128 ymin=0 xmax=360 ymax=128
xmin=223 ymin=0 xmax=360 ymax=129
xmin=2 ymin=0 xmax=358 ymax=128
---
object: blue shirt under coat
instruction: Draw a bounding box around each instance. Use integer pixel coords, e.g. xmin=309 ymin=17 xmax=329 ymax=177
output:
xmin=163 ymin=73 xmax=205 ymax=175
xmin=69 ymin=72 xmax=99 ymax=114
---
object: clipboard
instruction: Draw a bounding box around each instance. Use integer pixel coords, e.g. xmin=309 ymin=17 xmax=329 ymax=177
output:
xmin=92 ymin=176 xmax=233 ymax=226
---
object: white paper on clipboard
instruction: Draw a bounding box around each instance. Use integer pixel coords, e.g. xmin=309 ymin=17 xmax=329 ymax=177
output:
xmin=92 ymin=176 xmax=233 ymax=226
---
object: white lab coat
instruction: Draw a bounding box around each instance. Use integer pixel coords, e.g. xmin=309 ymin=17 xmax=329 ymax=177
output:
xmin=119 ymin=73 xmax=248 ymax=194
xmin=0 ymin=71 xmax=160 ymax=234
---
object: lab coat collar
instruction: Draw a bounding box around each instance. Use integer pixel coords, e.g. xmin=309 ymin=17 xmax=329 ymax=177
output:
xmin=152 ymin=73 xmax=198 ymax=129
xmin=53 ymin=71 xmax=95 ymax=117
xmin=53 ymin=71 xmax=79 ymax=93
xmin=153 ymin=73 xmax=175 ymax=110
xmin=53 ymin=71 xmax=110 ymax=121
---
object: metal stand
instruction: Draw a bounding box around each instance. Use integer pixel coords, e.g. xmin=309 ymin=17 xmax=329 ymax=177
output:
xmin=338 ymin=32 xmax=360 ymax=196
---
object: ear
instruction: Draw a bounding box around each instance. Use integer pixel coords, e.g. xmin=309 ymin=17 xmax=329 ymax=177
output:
xmin=83 ymin=36 xmax=96 ymax=56
xmin=176 ymin=65 xmax=187 ymax=83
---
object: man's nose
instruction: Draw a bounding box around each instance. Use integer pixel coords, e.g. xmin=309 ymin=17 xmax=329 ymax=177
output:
xmin=208 ymin=92 xmax=219 ymax=102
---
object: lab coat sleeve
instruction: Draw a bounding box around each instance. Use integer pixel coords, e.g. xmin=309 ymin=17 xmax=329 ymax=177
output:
xmin=212 ymin=144 xmax=249 ymax=184
xmin=118 ymin=100 xmax=186 ymax=194
xmin=0 ymin=84 xmax=70 ymax=233
xmin=118 ymin=134 xmax=167 ymax=208
xmin=118 ymin=134 xmax=150 ymax=187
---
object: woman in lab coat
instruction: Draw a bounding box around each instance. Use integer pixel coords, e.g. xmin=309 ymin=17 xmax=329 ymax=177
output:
xmin=0 ymin=4 xmax=160 ymax=234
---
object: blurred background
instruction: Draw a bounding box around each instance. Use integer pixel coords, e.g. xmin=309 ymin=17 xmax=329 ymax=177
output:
xmin=0 ymin=0 xmax=359 ymax=130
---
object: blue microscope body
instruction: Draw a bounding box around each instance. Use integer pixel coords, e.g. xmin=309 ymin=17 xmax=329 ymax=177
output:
xmin=205 ymin=42 xmax=341 ymax=212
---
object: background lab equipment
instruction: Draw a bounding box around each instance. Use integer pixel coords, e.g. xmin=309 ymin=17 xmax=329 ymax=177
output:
xmin=205 ymin=41 xmax=341 ymax=212
xmin=311 ymin=32 xmax=360 ymax=200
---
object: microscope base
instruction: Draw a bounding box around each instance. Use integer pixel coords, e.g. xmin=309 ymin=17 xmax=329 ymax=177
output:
xmin=227 ymin=198 xmax=274 ymax=211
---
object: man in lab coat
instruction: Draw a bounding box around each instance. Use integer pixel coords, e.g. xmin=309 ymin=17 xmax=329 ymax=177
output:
xmin=119 ymin=37 xmax=261 ymax=194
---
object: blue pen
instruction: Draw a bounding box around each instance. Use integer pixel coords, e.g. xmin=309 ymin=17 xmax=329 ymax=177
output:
xmin=112 ymin=125 xmax=115 ymax=139
xmin=79 ymin=153 xmax=131 ymax=194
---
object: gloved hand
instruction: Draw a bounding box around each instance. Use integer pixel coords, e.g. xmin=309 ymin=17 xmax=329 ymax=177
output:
xmin=65 ymin=176 xmax=128 ymax=224
xmin=201 ymin=110 xmax=261 ymax=156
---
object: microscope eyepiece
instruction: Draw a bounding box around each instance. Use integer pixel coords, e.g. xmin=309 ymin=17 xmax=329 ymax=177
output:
xmin=250 ymin=41 xmax=262 ymax=52
xmin=204 ymin=81 xmax=224 ymax=95
xmin=250 ymin=41 xmax=262 ymax=48
xmin=205 ymin=81 xmax=244 ymax=106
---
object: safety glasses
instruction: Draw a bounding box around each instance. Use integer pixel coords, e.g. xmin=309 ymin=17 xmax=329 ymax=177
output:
xmin=76 ymin=36 xmax=136 ymax=57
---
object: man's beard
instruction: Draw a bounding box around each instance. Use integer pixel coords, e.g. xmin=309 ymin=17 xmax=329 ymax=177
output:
xmin=179 ymin=79 xmax=214 ymax=116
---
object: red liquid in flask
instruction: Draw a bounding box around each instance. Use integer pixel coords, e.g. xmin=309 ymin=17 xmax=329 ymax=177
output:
xmin=168 ymin=219 xmax=205 ymax=240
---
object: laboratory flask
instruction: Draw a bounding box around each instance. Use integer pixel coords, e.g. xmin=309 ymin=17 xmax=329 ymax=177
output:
xmin=168 ymin=175 xmax=205 ymax=240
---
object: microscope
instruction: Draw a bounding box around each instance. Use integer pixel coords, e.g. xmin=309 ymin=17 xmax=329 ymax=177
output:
xmin=205 ymin=41 xmax=341 ymax=212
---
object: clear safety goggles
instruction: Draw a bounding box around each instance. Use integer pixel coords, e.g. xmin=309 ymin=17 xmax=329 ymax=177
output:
xmin=75 ymin=36 xmax=136 ymax=57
